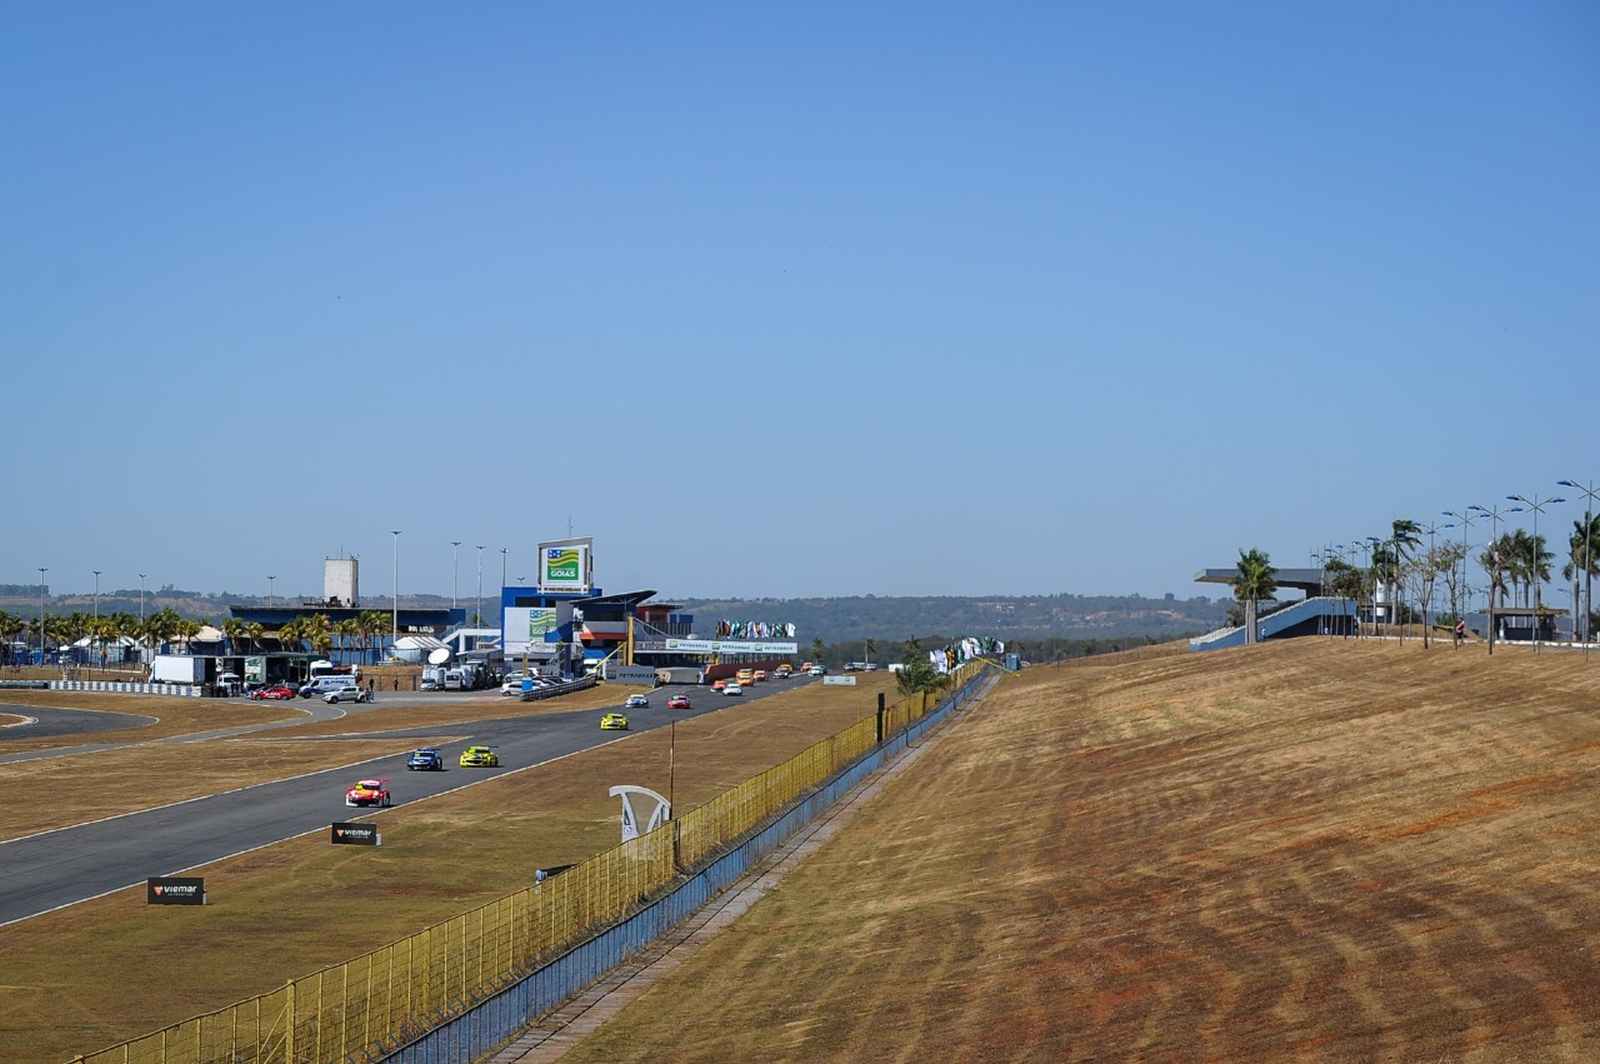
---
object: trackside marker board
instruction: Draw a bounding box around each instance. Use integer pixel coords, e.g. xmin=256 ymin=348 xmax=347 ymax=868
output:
xmin=332 ymin=822 xmax=382 ymax=846
xmin=148 ymin=876 xmax=206 ymax=905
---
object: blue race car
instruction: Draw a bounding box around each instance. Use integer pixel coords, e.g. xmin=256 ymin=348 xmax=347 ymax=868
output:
xmin=406 ymin=747 xmax=444 ymax=771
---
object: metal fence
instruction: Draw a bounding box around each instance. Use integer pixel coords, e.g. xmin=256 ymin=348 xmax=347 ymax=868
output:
xmin=77 ymin=661 xmax=991 ymax=1064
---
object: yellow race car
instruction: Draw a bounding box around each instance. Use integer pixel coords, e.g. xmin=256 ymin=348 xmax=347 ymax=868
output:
xmin=599 ymin=712 xmax=630 ymax=731
xmin=459 ymin=745 xmax=500 ymax=768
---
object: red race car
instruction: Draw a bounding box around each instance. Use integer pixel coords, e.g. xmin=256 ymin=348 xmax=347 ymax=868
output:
xmin=667 ymin=695 xmax=692 ymax=710
xmin=251 ymin=684 xmax=297 ymax=701
xmin=345 ymin=778 xmax=392 ymax=808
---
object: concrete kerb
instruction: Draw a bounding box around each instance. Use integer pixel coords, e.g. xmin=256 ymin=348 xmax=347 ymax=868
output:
xmin=378 ymin=667 xmax=999 ymax=1064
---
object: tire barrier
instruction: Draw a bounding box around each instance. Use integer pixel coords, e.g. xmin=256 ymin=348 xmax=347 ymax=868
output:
xmin=50 ymin=680 xmax=203 ymax=697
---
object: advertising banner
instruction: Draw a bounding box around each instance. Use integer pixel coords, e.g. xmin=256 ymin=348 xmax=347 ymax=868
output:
xmin=243 ymin=656 xmax=266 ymax=685
xmin=603 ymin=663 xmax=659 ymax=685
xmin=537 ymin=537 xmax=593 ymax=593
xmin=331 ymin=822 xmax=382 ymax=846
xmin=503 ymin=608 xmax=561 ymax=655
xmin=147 ymin=876 xmax=206 ymax=905
xmin=664 ymin=639 xmax=800 ymax=655
xmin=822 ymin=675 xmax=858 ymax=686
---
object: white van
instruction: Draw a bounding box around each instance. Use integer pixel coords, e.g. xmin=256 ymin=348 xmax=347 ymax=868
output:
xmin=300 ymin=675 xmax=359 ymax=699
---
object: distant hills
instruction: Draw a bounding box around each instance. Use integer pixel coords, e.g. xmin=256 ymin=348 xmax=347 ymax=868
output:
xmin=0 ymin=585 xmax=1228 ymax=644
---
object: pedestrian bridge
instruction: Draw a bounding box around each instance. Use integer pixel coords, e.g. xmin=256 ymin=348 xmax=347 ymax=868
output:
xmin=1189 ymin=596 xmax=1357 ymax=652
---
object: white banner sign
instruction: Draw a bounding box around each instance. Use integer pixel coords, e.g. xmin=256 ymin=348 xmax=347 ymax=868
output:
xmin=504 ymin=608 xmax=560 ymax=655
xmin=822 ymin=674 xmax=858 ymax=686
xmin=664 ymin=639 xmax=799 ymax=655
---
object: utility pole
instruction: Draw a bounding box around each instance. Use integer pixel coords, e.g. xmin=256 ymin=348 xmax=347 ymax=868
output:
xmin=1507 ymin=493 xmax=1564 ymax=654
xmin=267 ymin=575 xmax=276 ymax=608
xmin=475 ymin=545 xmax=485 ymax=628
xmin=138 ymin=573 xmax=147 ymax=622
xmin=451 ymin=541 xmax=462 ymax=615
xmin=1558 ymin=479 xmax=1598 ymax=656
xmin=37 ymin=568 xmax=48 ymax=665
xmin=500 ymin=547 xmax=508 ymax=591
xmin=92 ymin=570 xmax=101 ymax=622
xmin=1470 ymin=504 xmax=1513 ymax=655
xmin=390 ymin=530 xmax=403 ymax=655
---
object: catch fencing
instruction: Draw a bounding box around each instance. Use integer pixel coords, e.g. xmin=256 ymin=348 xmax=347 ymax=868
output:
xmin=76 ymin=661 xmax=991 ymax=1064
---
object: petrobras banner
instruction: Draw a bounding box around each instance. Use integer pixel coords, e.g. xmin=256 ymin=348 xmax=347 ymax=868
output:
xmin=664 ymin=639 xmax=800 ymax=655
xmin=504 ymin=608 xmax=561 ymax=655
xmin=538 ymin=537 xmax=593 ymax=593
xmin=715 ymin=620 xmax=798 ymax=640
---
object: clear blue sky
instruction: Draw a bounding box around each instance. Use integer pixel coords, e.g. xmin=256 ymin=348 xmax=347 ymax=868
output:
xmin=4 ymin=3 xmax=1596 ymax=601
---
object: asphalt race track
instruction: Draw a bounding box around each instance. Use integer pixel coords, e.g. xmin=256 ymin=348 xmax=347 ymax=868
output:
xmin=0 ymin=705 xmax=159 ymax=741
xmin=0 ymin=677 xmax=820 ymax=927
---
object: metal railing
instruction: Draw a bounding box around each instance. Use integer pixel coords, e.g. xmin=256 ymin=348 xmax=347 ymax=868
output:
xmin=75 ymin=661 xmax=990 ymax=1064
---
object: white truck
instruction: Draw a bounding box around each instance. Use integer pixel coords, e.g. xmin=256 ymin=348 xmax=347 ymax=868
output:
xmin=150 ymin=655 xmax=205 ymax=685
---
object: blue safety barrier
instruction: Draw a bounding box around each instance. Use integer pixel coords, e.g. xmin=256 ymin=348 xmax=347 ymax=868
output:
xmin=380 ymin=668 xmax=996 ymax=1064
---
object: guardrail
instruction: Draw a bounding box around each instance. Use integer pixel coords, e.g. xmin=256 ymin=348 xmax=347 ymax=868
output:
xmin=75 ymin=661 xmax=990 ymax=1064
xmin=517 ymin=674 xmax=597 ymax=702
xmin=51 ymin=680 xmax=204 ymax=697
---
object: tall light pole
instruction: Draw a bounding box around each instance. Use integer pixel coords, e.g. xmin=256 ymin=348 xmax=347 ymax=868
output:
xmin=1508 ymin=494 xmax=1564 ymax=653
xmin=1364 ymin=536 xmax=1383 ymax=638
xmin=500 ymin=547 xmax=508 ymax=591
xmin=1443 ymin=509 xmax=1477 ymax=624
xmin=267 ymin=575 xmax=276 ymax=608
xmin=475 ymin=545 xmax=486 ymax=628
xmin=390 ymin=530 xmax=402 ymax=655
xmin=1558 ymin=479 xmax=1598 ymax=654
xmin=138 ymin=572 xmax=147 ymax=622
xmin=92 ymin=570 xmax=101 ymax=622
xmin=1327 ymin=543 xmax=1346 ymax=637
xmin=37 ymin=567 xmax=48 ymax=665
xmin=451 ymin=541 xmax=462 ymax=616
xmin=1469 ymin=504 xmax=1513 ymax=655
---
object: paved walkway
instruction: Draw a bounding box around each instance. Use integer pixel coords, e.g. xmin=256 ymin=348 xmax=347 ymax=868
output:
xmin=488 ymin=679 xmax=990 ymax=1063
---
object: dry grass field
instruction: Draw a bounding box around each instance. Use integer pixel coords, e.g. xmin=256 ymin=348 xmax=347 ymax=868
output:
xmin=0 ymin=736 xmax=459 ymax=840
xmin=559 ymin=639 xmax=1600 ymax=1064
xmin=0 ymin=691 xmax=301 ymax=753
xmin=0 ymin=673 xmax=898 ymax=1064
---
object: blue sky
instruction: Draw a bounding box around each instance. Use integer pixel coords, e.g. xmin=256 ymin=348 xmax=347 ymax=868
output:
xmin=4 ymin=3 xmax=1596 ymax=600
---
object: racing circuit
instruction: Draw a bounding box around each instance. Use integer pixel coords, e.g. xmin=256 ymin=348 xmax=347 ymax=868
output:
xmin=0 ymin=677 xmax=816 ymax=928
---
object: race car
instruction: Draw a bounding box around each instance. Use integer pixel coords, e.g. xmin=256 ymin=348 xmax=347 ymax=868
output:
xmin=667 ymin=694 xmax=691 ymax=710
xmin=723 ymin=682 xmax=744 ymax=696
xmin=406 ymin=748 xmax=444 ymax=771
xmin=345 ymin=778 xmax=391 ymax=807
xmin=625 ymin=694 xmax=649 ymax=708
xmin=599 ymin=712 xmax=629 ymax=730
xmin=459 ymin=745 xmax=500 ymax=768
xmin=250 ymin=684 xmax=296 ymax=701
xmin=711 ymin=679 xmax=728 ymax=691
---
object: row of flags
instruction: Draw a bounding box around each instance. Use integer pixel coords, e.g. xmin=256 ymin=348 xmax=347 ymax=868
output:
xmin=716 ymin=620 xmax=797 ymax=640
xmin=929 ymin=636 xmax=1005 ymax=674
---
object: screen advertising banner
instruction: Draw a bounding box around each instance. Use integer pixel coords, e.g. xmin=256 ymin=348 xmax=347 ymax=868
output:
xmin=537 ymin=537 xmax=592 ymax=593
xmin=503 ymin=608 xmax=560 ymax=655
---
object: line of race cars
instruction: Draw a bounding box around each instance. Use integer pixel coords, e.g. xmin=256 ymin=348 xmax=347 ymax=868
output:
xmin=334 ymin=670 xmax=806 ymax=814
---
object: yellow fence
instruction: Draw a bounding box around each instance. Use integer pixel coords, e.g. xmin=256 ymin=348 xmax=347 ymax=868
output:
xmin=78 ymin=661 xmax=988 ymax=1064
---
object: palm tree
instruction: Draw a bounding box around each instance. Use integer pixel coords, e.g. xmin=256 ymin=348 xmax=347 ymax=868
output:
xmin=222 ymin=618 xmax=247 ymax=656
xmin=360 ymin=611 xmax=389 ymax=664
xmin=1568 ymin=516 xmax=1600 ymax=644
xmin=1391 ymin=520 xmax=1422 ymax=641
xmin=276 ymin=617 xmax=304 ymax=654
xmin=174 ymin=618 xmax=202 ymax=654
xmin=1233 ymin=548 xmax=1278 ymax=645
xmin=0 ymin=611 xmax=22 ymax=666
xmin=334 ymin=619 xmax=360 ymax=664
xmin=303 ymin=613 xmax=334 ymax=658
xmin=1324 ymin=558 xmax=1360 ymax=637
xmin=243 ymin=621 xmax=265 ymax=655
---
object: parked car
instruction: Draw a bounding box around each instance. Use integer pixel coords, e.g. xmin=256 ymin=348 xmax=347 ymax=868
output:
xmin=667 ymin=694 xmax=691 ymax=710
xmin=344 ymin=778 xmax=391 ymax=808
xmin=250 ymin=684 xmax=297 ymax=701
xmin=459 ymin=745 xmax=500 ymax=768
xmin=500 ymin=673 xmax=528 ymax=697
xmin=406 ymin=748 xmax=444 ymax=771
xmin=723 ymin=683 xmax=744 ymax=696
xmin=324 ymin=687 xmax=372 ymax=704
xmin=625 ymin=694 xmax=649 ymax=708
xmin=599 ymin=712 xmax=630 ymax=731
xmin=301 ymin=676 xmax=359 ymax=699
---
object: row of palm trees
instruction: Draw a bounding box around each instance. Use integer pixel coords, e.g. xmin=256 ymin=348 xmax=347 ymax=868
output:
xmin=1301 ymin=505 xmax=1600 ymax=650
xmin=0 ymin=607 xmax=398 ymax=667
xmin=0 ymin=608 xmax=206 ymax=668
